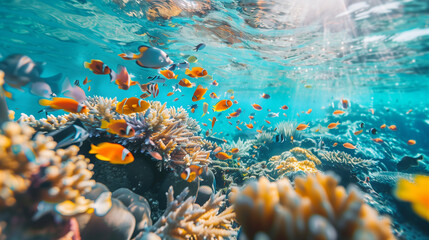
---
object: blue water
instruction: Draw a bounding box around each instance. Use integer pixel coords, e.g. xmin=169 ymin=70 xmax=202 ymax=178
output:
xmin=1 ymin=0 xmax=429 ymax=238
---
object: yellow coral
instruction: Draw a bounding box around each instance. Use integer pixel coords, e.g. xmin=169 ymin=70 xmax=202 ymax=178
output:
xmin=276 ymin=156 xmax=319 ymax=174
xmin=395 ymin=175 xmax=429 ymax=222
xmin=290 ymin=147 xmax=321 ymax=164
xmin=232 ymin=174 xmax=395 ymax=240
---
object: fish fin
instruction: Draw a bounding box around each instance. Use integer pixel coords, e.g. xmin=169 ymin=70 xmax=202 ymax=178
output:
xmin=174 ymin=75 xmax=178 ymax=79
xmin=35 ymin=61 xmax=46 ymax=74
xmin=95 ymin=154 xmax=110 ymax=161
xmin=118 ymin=53 xmax=132 ymax=60
xmin=202 ymin=113 xmax=206 ymax=117
xmin=100 ymin=120 xmax=109 ymax=129
xmin=138 ymin=45 xmax=149 ymax=53
xmin=130 ymin=81 xmax=138 ymax=86
xmin=109 ymin=70 xmax=117 ymax=83
xmin=418 ymin=155 xmax=424 ymax=160
xmin=39 ymin=99 xmax=52 ymax=106
xmin=185 ymin=69 xmax=192 ymax=75
xmin=93 ymin=192 xmax=112 ymax=217
xmin=89 ymin=144 xmax=98 ymax=154
xmin=41 ymin=73 xmax=63 ymax=94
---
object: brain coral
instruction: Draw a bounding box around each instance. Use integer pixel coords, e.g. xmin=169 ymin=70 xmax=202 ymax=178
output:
xmin=231 ymin=173 xmax=395 ymax=240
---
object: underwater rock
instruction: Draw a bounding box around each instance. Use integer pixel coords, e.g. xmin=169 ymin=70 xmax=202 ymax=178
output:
xmin=112 ymin=188 xmax=152 ymax=236
xmin=195 ymin=185 xmax=213 ymax=206
xmin=79 ymin=198 xmax=135 ymax=240
xmin=83 ymin=182 xmax=110 ymax=201
xmin=369 ymin=171 xmax=414 ymax=194
xmin=200 ymin=168 xmax=215 ymax=188
xmin=158 ymin=172 xmax=198 ymax=209
xmin=299 ymin=137 xmax=318 ymax=149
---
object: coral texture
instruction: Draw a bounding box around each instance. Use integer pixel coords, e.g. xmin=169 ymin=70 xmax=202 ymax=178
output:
xmin=231 ymin=173 xmax=395 ymax=240
xmin=318 ymin=150 xmax=379 ymax=173
xmin=148 ymin=186 xmax=236 ymax=239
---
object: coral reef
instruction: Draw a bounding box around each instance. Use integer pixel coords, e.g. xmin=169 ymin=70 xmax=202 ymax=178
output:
xmin=318 ymin=150 xmax=380 ymax=174
xmin=147 ymin=186 xmax=236 ymax=239
xmin=231 ymin=173 xmax=395 ymax=240
xmin=254 ymin=131 xmax=274 ymax=146
xmin=18 ymin=97 xmax=211 ymax=175
xmin=267 ymin=147 xmax=321 ymax=178
xmin=221 ymin=138 xmax=253 ymax=159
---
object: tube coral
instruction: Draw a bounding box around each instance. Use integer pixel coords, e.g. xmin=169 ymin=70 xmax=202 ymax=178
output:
xmin=231 ymin=173 xmax=395 ymax=240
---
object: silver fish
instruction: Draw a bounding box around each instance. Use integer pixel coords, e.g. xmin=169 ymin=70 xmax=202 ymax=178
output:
xmin=267 ymin=112 xmax=279 ymax=118
xmin=46 ymin=120 xmax=89 ymax=149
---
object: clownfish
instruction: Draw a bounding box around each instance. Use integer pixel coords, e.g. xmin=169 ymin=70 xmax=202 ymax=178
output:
xmin=90 ymin=143 xmax=134 ymax=164
xmin=84 ymin=60 xmax=111 ymax=75
xmin=39 ymin=97 xmax=89 ymax=114
xmin=180 ymin=165 xmax=204 ymax=182
xmin=213 ymin=100 xmax=232 ymax=112
xmin=185 ymin=67 xmax=208 ymax=78
xmin=192 ymin=85 xmax=208 ymax=102
xmin=116 ymin=97 xmax=150 ymax=114
xmin=100 ymin=119 xmax=135 ymax=138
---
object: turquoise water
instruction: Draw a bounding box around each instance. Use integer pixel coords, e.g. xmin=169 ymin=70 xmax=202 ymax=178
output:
xmin=1 ymin=0 xmax=429 ymax=239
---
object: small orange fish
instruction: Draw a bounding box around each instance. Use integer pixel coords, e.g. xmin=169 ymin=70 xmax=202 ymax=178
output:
xmin=327 ymin=121 xmax=340 ymax=129
xmin=39 ymin=97 xmax=89 ymax=114
xmin=191 ymin=108 xmax=195 ymax=113
xmin=229 ymin=109 xmax=242 ymax=118
xmin=283 ymin=113 xmax=287 ymax=117
xmin=228 ymin=121 xmax=232 ymax=125
xmin=140 ymin=93 xmax=150 ymax=99
xmin=180 ymin=165 xmax=204 ymax=182
xmin=280 ymin=105 xmax=288 ymax=110
xmin=173 ymin=98 xmax=179 ymax=102
xmin=246 ymin=123 xmax=254 ymax=129
xmin=202 ymin=123 xmax=208 ymax=127
xmin=252 ymin=103 xmax=262 ymax=110
xmin=261 ymin=93 xmax=270 ymax=99
xmin=116 ymin=97 xmax=150 ymax=114
xmin=101 ymin=119 xmax=135 ymax=138
xmin=333 ymin=110 xmax=345 ymax=115
xmin=354 ymin=129 xmax=363 ymax=135
xmin=253 ymin=145 xmax=258 ymax=149
xmin=192 ymin=85 xmax=208 ymax=102
xmin=159 ymin=69 xmax=178 ymax=79
xmin=215 ymin=152 xmax=232 ymax=160
xmin=341 ymin=99 xmax=349 ymax=109
xmin=226 ymin=116 xmax=232 ymax=119
xmin=297 ymin=113 xmax=300 ymax=117
xmin=315 ymin=128 xmax=320 ymax=133
xmin=388 ymin=125 xmax=397 ymax=131
xmin=236 ymin=126 xmax=242 ymax=131
xmin=306 ymin=109 xmax=312 ymax=114
xmin=83 ymin=77 xmax=91 ymax=85
xmin=369 ymin=108 xmax=374 ymax=115
xmin=406 ymin=109 xmax=412 ymax=114
xmin=233 ymin=100 xmax=238 ymax=104
xmin=210 ymin=92 xmax=219 ymax=99
xmin=213 ymin=100 xmax=233 ymax=112
xmin=290 ymin=136 xmax=294 ymax=143
xmin=249 ymin=115 xmax=254 ymax=120
xmin=211 ymin=117 xmax=217 ymax=130
xmin=185 ymin=67 xmax=208 ymax=78
xmin=111 ymin=65 xmax=138 ymax=90
xmin=230 ymin=95 xmax=235 ymax=100
xmin=256 ymin=130 xmax=262 ymax=133
xmin=343 ymin=143 xmax=357 ymax=149
xmin=333 ymin=142 xmax=338 ymax=147
xmin=87 ymin=86 xmax=91 ymax=92
xmin=178 ymin=78 xmax=195 ymax=88
xmin=380 ymin=124 xmax=386 ymax=129
xmin=84 ymin=60 xmax=111 ymax=75
xmin=90 ymin=143 xmax=134 ymax=164
xmin=407 ymin=140 xmax=416 ymax=145
xmin=205 ymin=130 xmax=210 ymax=137
xmin=211 ymin=80 xmax=218 ymax=86
xmin=296 ymin=123 xmax=309 ymax=131
xmin=265 ymin=120 xmax=271 ymax=124
xmin=230 ymin=148 xmax=239 ymax=154
xmin=167 ymin=92 xmax=174 ymax=96
xmin=373 ymin=138 xmax=384 ymax=143
xmin=223 ymin=139 xmax=228 ymax=143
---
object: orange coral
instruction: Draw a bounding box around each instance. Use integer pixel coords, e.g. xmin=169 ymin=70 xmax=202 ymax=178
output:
xmin=231 ymin=173 xmax=395 ymax=240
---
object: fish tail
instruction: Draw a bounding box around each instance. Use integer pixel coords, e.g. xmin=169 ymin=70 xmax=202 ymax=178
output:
xmin=174 ymin=75 xmax=178 ymax=79
xmin=185 ymin=69 xmax=192 ymax=75
xmin=202 ymin=113 xmax=206 ymax=117
xmin=84 ymin=62 xmax=91 ymax=69
xmin=89 ymin=144 xmax=98 ymax=154
xmin=38 ymin=99 xmax=52 ymax=106
xmin=130 ymin=81 xmax=138 ymax=86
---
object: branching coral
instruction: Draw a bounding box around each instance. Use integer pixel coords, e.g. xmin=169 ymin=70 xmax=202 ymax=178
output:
xmin=231 ymin=174 xmax=395 ymax=240
xmin=317 ymin=150 xmax=380 ymax=174
xmin=148 ymin=186 xmax=236 ymax=239
xmin=0 ymin=122 xmax=96 ymax=214
xmin=254 ymin=131 xmax=274 ymax=145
